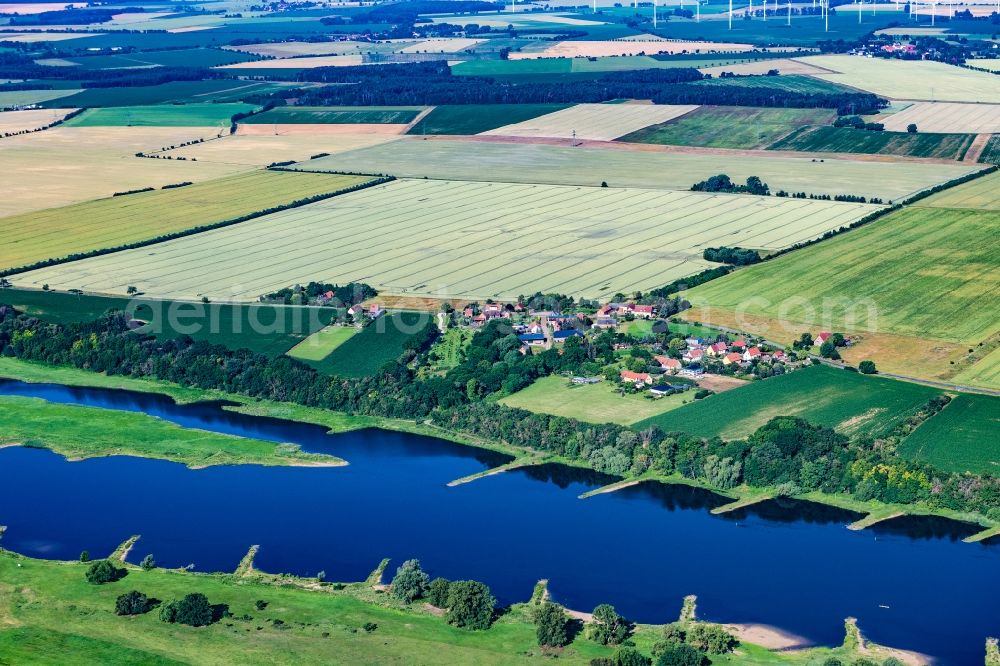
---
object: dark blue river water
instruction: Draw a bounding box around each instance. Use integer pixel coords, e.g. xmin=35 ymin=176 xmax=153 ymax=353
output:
xmin=0 ymin=378 xmax=997 ymax=664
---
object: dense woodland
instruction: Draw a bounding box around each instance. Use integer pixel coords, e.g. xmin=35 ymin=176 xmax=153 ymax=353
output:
xmin=1 ymin=305 xmax=998 ymax=521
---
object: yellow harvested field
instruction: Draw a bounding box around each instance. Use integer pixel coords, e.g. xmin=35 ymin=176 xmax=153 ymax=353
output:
xmin=0 ymin=2 xmax=85 ymax=11
xmin=0 ymin=171 xmax=370 ymax=271
xmin=801 ymin=55 xmax=1000 ymax=103
xmin=0 ymin=108 xmax=74 ymax=134
xmin=482 ymin=103 xmax=699 ymax=141
xmin=160 ymin=127 xmax=405 ymax=167
xmin=699 ymin=58 xmax=830 ymax=77
xmin=879 ymin=102 xmax=1000 ymax=134
xmin=967 ymin=59 xmax=1000 ymax=73
xmin=511 ymin=40 xmax=755 ymax=59
xmin=218 ymin=55 xmax=364 ymax=68
xmin=11 ymin=179 xmax=882 ymax=302
xmin=224 ymin=41 xmax=394 ymax=58
xmin=0 ymin=126 xmax=249 ymax=217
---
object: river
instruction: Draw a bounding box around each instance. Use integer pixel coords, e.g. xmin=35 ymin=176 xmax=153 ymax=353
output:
xmin=0 ymin=378 xmax=997 ymax=664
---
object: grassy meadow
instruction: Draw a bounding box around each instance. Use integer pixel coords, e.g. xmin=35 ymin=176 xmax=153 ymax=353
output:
xmin=285 ymin=325 xmax=358 ymax=362
xmin=310 ymin=312 xmax=435 ymax=378
xmin=0 ymin=395 xmax=341 ymax=468
xmin=619 ymin=106 xmax=835 ymax=150
xmin=633 ymin=365 xmax=941 ymax=440
xmin=899 ymin=394 xmax=1000 ymax=474
xmin=63 ymin=104 xmax=256 ymax=128
xmin=951 ymin=347 xmax=1000 ymax=390
xmin=0 ymin=171 xmax=372 ymax=271
xmin=406 ymin=104 xmax=571 ymax=135
xmin=769 ymin=126 xmax=975 ymax=160
xmin=500 ymin=375 xmax=691 ymax=425
xmin=240 ymin=106 xmax=423 ymax=125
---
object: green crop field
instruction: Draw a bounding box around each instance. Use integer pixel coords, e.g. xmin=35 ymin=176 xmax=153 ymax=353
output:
xmin=0 ymin=171 xmax=372 ymax=271
xmin=451 ymin=54 xmax=782 ymax=78
xmin=501 ymin=375 xmax=690 ymax=425
xmin=952 ymin=348 xmax=1000 ymax=390
xmin=800 ymin=55 xmax=1000 ymax=103
xmin=240 ymin=106 xmax=423 ymax=124
xmin=914 ymin=169 xmax=1000 ymax=210
xmin=1 ymin=290 xmax=339 ymax=358
xmin=43 ymin=80 xmax=295 ymax=108
xmin=11 ymin=179 xmax=881 ymax=302
xmin=620 ymin=106 xmax=835 ymax=150
xmin=298 ymin=138 xmax=975 ymax=201
xmin=634 ymin=365 xmax=941 ymax=440
xmin=286 ymin=325 xmax=358 ymax=362
xmin=898 ymin=394 xmax=1000 ymax=474
xmin=62 ymin=103 xmax=256 ymax=127
xmin=0 ymin=88 xmax=78 ymax=108
xmin=64 ymin=47 xmax=258 ymax=70
xmin=686 ymin=205 xmax=1000 ymax=344
xmin=980 ymin=135 xmax=1000 ymax=164
xmin=769 ymin=126 xmax=975 ymax=160
xmin=649 ymin=12 xmax=915 ymax=46
xmin=693 ymin=74 xmax=853 ymax=94
xmin=310 ymin=312 xmax=434 ymax=378
xmin=406 ymin=104 xmax=570 ymax=135
xmin=0 ymin=395 xmax=337 ymax=468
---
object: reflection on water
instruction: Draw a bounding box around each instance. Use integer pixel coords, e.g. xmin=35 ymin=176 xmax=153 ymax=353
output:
xmin=869 ymin=514 xmax=982 ymax=542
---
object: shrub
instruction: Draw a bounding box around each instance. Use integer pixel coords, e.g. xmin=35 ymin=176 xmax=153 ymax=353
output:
xmin=654 ymin=644 xmax=705 ymax=666
xmin=159 ymin=600 xmax=178 ymax=623
xmin=445 ymin=580 xmax=496 ymax=630
xmin=534 ymin=602 xmax=570 ymax=647
xmin=390 ymin=559 xmax=429 ymax=603
xmin=686 ymin=624 xmax=738 ymax=654
xmin=255 ymin=600 xmax=267 ymax=611
xmin=427 ymin=577 xmax=451 ymax=607
xmin=858 ymin=360 xmax=877 ymax=374
xmin=140 ymin=554 xmax=155 ymax=571
xmin=163 ymin=593 xmax=213 ymax=627
xmin=614 ymin=646 xmax=651 ymax=666
xmin=85 ymin=560 xmax=125 ymax=585
xmin=363 ymin=622 xmax=377 ymax=632
xmin=115 ymin=590 xmax=150 ymax=616
xmin=907 ymin=123 xmax=917 ymax=133
xmin=79 ymin=551 xmax=90 ymax=563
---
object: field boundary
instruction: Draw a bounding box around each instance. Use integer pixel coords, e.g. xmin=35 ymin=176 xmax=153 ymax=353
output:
xmin=0 ymin=174 xmax=393 ymax=279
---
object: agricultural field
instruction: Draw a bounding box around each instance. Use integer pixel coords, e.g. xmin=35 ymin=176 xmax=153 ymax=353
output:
xmin=898 ymin=394 xmax=1000 ymax=474
xmin=799 ymin=55 xmax=1000 ymax=103
xmin=878 ymin=102 xmax=1000 ymax=134
xmin=451 ymin=53 xmax=783 ymax=77
xmin=0 ymin=88 xmax=78 ymax=109
xmin=285 ymin=325 xmax=358 ymax=362
xmin=41 ymin=80 xmax=296 ymax=108
xmin=634 ymin=365 xmax=942 ymax=440
xmin=302 ymin=137 xmax=977 ymax=201
xmin=0 ymin=289 xmax=339 ymax=358
xmin=0 ymin=126 xmax=251 ymax=217
xmin=158 ymin=127 xmax=405 ymax=167
xmin=9 ymin=179 xmax=883 ymax=302
xmin=500 ymin=375 xmax=691 ymax=425
xmin=63 ymin=47 xmax=258 ymax=69
xmin=423 ymin=327 xmax=474 ymax=374
xmin=698 ymin=58 xmax=831 ymax=77
xmin=951 ymin=347 xmax=1000 ymax=390
xmin=980 ymin=135 xmax=1000 ymax=164
xmin=510 ymin=40 xmax=756 ymax=59
xmin=769 ymin=126 xmax=975 ymax=160
xmin=693 ymin=74 xmax=855 ymax=94
xmin=0 ymin=108 xmax=74 ymax=134
xmin=62 ymin=103 xmax=255 ymax=127
xmin=218 ymin=55 xmax=365 ymax=68
xmin=619 ymin=106 xmax=835 ymax=150
xmin=0 ymin=170 xmax=370 ymax=271
xmin=308 ymin=311 xmax=435 ymax=378
xmin=407 ymin=104 xmax=571 ymax=135
xmin=223 ymin=40 xmax=408 ymax=58
xmin=912 ymin=169 xmax=1000 ymax=210
xmin=239 ymin=106 xmax=423 ymax=125
xmin=482 ymin=103 xmax=699 ymax=141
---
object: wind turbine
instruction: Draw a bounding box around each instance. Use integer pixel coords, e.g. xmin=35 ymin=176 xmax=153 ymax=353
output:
xmin=787 ymin=0 xmax=791 ymax=25
xmin=653 ymin=0 xmax=657 ymax=27
xmin=697 ymin=0 xmax=701 ymax=21
xmin=763 ymin=0 xmax=768 ymax=20
xmin=729 ymin=0 xmax=733 ymax=28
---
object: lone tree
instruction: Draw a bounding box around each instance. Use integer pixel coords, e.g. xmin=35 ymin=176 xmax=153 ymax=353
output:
xmin=85 ymin=560 xmax=125 ymax=585
xmin=907 ymin=123 xmax=918 ymax=134
xmin=390 ymin=559 xmax=429 ymax=604
xmin=140 ymin=554 xmax=156 ymax=571
xmin=534 ymin=602 xmax=570 ymax=648
xmin=445 ymin=580 xmax=496 ymax=630
xmin=858 ymin=360 xmax=877 ymax=374
xmin=589 ymin=604 xmax=631 ymax=646
xmin=115 ymin=590 xmax=151 ymax=616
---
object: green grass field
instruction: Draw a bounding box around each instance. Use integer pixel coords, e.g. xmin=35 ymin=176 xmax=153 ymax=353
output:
xmin=769 ymin=126 xmax=975 ymax=160
xmin=693 ymin=74 xmax=853 ymax=94
xmin=686 ymin=205 xmax=1000 ymax=344
xmin=0 ymin=171 xmax=372 ymax=271
xmin=898 ymin=394 xmax=1000 ymax=474
xmin=43 ymin=81 xmax=294 ymax=108
xmin=286 ymin=325 xmax=357 ymax=362
xmin=633 ymin=365 xmax=941 ymax=440
xmin=620 ymin=106 xmax=835 ymax=150
xmin=913 ymin=169 xmax=1000 ymax=210
xmin=0 ymin=395 xmax=340 ymax=468
xmin=62 ymin=103 xmax=256 ymax=127
xmin=65 ymin=47 xmax=258 ymax=70
xmin=451 ymin=54 xmax=784 ymax=78
xmin=951 ymin=347 xmax=1000 ymax=391
xmin=310 ymin=312 xmax=434 ymax=378
xmin=1 ymin=290 xmax=339 ymax=358
xmin=406 ymin=104 xmax=571 ymax=135
xmin=500 ymin=375 xmax=691 ymax=425
xmin=424 ymin=327 xmax=474 ymax=374
xmin=240 ymin=106 xmax=423 ymax=125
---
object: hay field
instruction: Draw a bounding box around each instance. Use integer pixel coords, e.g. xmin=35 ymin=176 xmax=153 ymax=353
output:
xmin=686 ymin=205 xmax=1000 ymax=344
xmin=510 ymin=40 xmax=755 ymax=59
xmin=0 ymin=171 xmax=371 ymax=271
xmin=0 ymin=108 xmax=74 ymax=134
xmin=10 ymin=179 xmax=880 ymax=302
xmin=968 ymin=59 xmax=1000 ymax=73
xmin=878 ymin=102 xmax=1000 ymax=134
xmin=160 ymin=126 xmax=405 ymax=166
xmin=301 ymin=138 xmax=976 ymax=201
xmin=800 ymin=55 xmax=1000 ymax=103
xmin=0 ymin=126 xmax=250 ymax=217
xmin=481 ymin=103 xmax=699 ymax=141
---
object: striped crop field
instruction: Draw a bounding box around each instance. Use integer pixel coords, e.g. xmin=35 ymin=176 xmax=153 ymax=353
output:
xmin=481 ymin=104 xmax=699 ymax=141
xmin=879 ymin=102 xmax=1000 ymax=134
xmin=10 ymin=179 xmax=881 ymax=302
xmin=0 ymin=171 xmax=374 ymax=271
